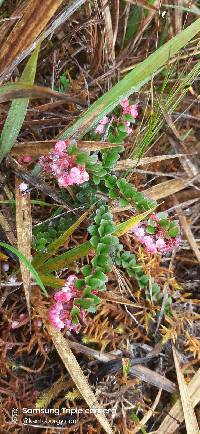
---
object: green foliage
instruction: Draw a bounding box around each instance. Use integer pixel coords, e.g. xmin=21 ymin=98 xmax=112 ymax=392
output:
xmin=117 ymin=178 xmax=157 ymax=211
xmin=74 ymin=204 xmax=121 ymax=312
xmin=54 ymin=73 xmax=70 ymax=93
xmin=33 ymin=215 xmax=75 ymax=252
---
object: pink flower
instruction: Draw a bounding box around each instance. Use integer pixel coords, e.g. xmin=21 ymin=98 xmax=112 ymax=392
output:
xmin=58 ymin=166 xmax=89 ymax=187
xmin=129 ymin=104 xmax=138 ymax=118
xmin=156 ymin=238 xmax=166 ymax=251
xmin=49 ymin=302 xmax=65 ymax=330
xmin=101 ymin=116 xmax=109 ymax=125
xmin=95 ymin=124 xmax=105 ymax=134
xmin=54 ymin=288 xmax=74 ymax=303
xmin=121 ymin=98 xmax=138 ymax=119
xmin=121 ymin=99 xmax=130 ymax=109
xmin=40 ymin=140 xmax=89 ymax=188
xmin=54 ymin=140 xmax=67 ymax=154
xmin=130 ymin=214 xmax=180 ymax=255
xmin=18 ymin=156 xmax=32 ymax=164
xmin=49 ymin=274 xmax=87 ymax=331
xmin=95 ymin=116 xmax=109 ymax=134
xmin=67 ymin=274 xmax=77 ymax=287
xmin=132 ymin=226 xmax=145 ymax=239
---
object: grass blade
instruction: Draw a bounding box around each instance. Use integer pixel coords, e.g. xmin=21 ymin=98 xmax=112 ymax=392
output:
xmin=47 ymin=324 xmax=114 ymax=434
xmin=15 ymin=177 xmax=33 ymax=318
xmin=0 ymin=241 xmax=48 ymax=296
xmin=172 ymin=345 xmax=199 ymax=434
xmin=32 ymin=210 xmax=90 ymax=268
xmin=0 ymin=45 xmax=40 ymax=163
xmin=114 ymin=208 xmax=155 ymax=237
xmin=157 ymin=368 xmax=200 ymax=433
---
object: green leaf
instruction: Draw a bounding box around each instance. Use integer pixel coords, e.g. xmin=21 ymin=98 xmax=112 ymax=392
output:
xmin=76 ymin=152 xmax=89 ymax=164
xmin=58 ymin=19 xmax=200 ymax=140
xmin=81 ymin=265 xmax=92 ymax=277
xmin=90 ymin=236 xmax=99 ymax=248
xmin=92 ymin=254 xmax=113 ymax=271
xmin=0 ymin=242 xmax=48 ymax=296
xmin=168 ymin=226 xmax=179 ymax=237
xmin=146 ymin=225 xmax=156 ymax=235
xmin=98 ymin=221 xmax=115 ymax=237
xmin=85 ymin=276 xmax=106 ymax=290
xmin=38 ymin=241 xmax=91 ymax=273
xmin=0 ymin=45 xmax=40 ymax=163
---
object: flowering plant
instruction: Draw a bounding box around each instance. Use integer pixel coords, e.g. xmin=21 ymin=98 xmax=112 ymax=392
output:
xmin=36 ymin=98 xmax=181 ymax=331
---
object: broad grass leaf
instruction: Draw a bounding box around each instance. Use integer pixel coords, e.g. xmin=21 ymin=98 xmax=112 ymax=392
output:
xmin=0 ymin=45 xmax=40 ymax=163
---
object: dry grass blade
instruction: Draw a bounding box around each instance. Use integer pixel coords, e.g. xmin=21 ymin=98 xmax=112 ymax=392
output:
xmin=172 ymin=345 xmax=199 ymax=434
xmin=0 ymin=211 xmax=17 ymax=246
xmin=143 ymin=177 xmax=195 ymax=200
xmin=0 ymin=0 xmax=87 ymax=82
xmin=157 ymin=368 xmax=200 ymax=433
xmin=124 ymin=0 xmax=158 ymax=12
xmin=47 ymin=324 xmax=114 ymax=434
xmin=115 ymin=154 xmax=192 ymax=170
xmin=132 ymin=388 xmax=162 ymax=433
xmin=174 ymin=199 xmax=200 ymax=263
xmin=0 ymin=84 xmax=71 ymax=103
xmin=0 ymin=0 xmax=64 ymax=76
xmin=101 ymin=0 xmax=115 ymax=62
xmin=129 ymin=364 xmax=177 ymax=394
xmin=11 ymin=139 xmax=123 ymax=157
xmin=15 ymin=176 xmax=32 ymax=319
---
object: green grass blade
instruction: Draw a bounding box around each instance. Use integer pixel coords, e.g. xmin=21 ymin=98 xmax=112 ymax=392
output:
xmin=133 ymin=60 xmax=200 ymax=158
xmin=58 ymin=19 xmax=200 ymax=140
xmin=0 ymin=45 xmax=40 ymax=163
xmin=0 ymin=241 xmax=48 ymax=296
xmin=32 ymin=210 xmax=89 ymax=268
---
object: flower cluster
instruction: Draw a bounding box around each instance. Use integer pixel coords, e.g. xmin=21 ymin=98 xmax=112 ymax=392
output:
xmin=49 ymin=275 xmax=86 ymax=331
xmin=94 ymin=98 xmax=138 ymax=137
xmin=130 ymin=213 xmax=180 ymax=254
xmin=120 ymin=98 xmax=138 ymax=135
xmin=39 ymin=140 xmax=89 ymax=188
xmin=18 ymin=156 xmax=32 ymax=164
xmin=95 ymin=116 xmax=109 ymax=135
